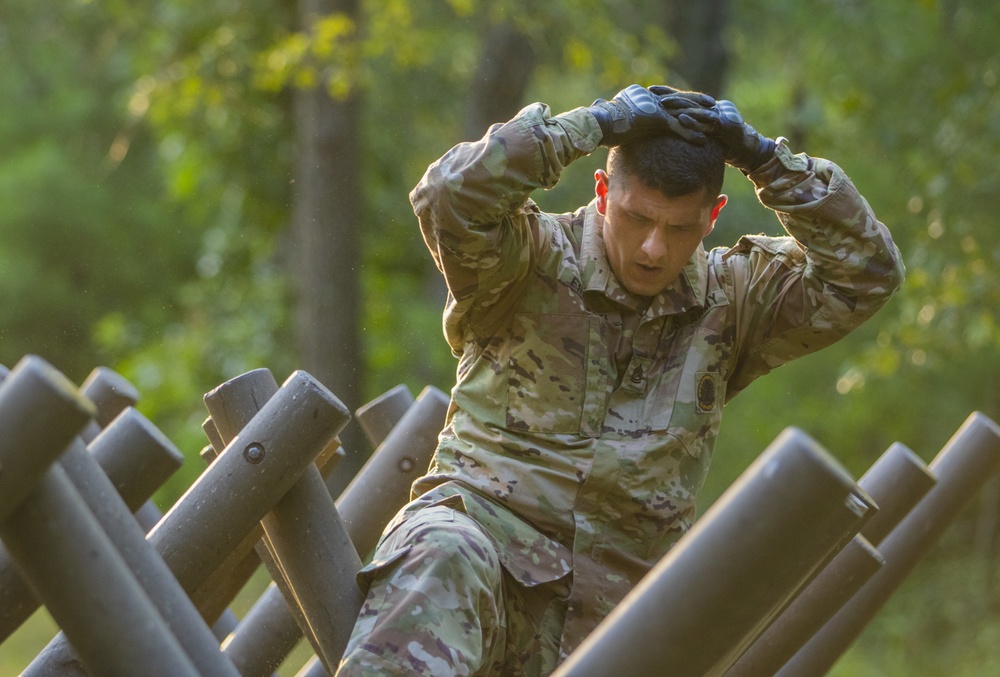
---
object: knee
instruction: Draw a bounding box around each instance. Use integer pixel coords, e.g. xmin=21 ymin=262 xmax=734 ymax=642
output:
xmin=340 ymin=508 xmax=508 ymax=675
xmin=398 ymin=509 xmax=503 ymax=592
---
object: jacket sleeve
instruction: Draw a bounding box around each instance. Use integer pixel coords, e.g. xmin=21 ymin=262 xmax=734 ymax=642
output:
xmin=409 ymin=104 xmax=602 ymax=353
xmin=723 ymin=141 xmax=905 ymax=396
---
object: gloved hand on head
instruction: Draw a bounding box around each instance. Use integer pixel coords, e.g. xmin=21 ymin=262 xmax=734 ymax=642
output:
xmin=588 ymin=84 xmax=716 ymax=147
xmin=669 ymin=97 xmax=777 ymax=172
xmin=704 ymin=99 xmax=777 ymax=173
xmin=589 ymin=85 xmax=778 ymax=172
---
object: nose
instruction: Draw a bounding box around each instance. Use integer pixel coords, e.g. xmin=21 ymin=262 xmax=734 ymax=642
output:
xmin=640 ymin=227 xmax=667 ymax=261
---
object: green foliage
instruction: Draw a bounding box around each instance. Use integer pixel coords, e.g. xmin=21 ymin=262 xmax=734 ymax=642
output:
xmin=732 ymin=0 xmax=1000 ymax=405
xmin=707 ymin=2 xmax=1000 ymax=672
xmin=709 ymin=0 xmax=1000 ymax=469
xmin=0 ymin=1 xmax=199 ymax=380
xmin=2 ymin=0 xmax=1000 ymax=673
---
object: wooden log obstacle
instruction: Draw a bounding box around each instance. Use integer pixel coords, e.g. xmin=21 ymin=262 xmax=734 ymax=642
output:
xmin=0 ymin=354 xmax=997 ymax=676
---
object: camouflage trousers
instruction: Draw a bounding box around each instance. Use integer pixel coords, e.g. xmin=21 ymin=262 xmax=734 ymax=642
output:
xmin=336 ymin=506 xmax=568 ymax=677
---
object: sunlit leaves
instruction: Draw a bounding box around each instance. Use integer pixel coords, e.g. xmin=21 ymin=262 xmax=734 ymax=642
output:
xmin=739 ymin=0 xmax=1000 ymax=382
xmin=564 ymin=38 xmax=594 ymax=72
xmin=251 ymin=0 xmax=677 ymax=105
xmin=0 ymin=1 xmax=200 ymax=375
xmin=258 ymin=14 xmax=360 ymax=99
xmin=445 ymin=0 xmax=475 ymax=16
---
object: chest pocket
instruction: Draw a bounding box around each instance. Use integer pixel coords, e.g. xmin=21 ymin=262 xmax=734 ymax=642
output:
xmin=647 ymin=324 xmax=728 ymax=459
xmin=505 ymin=313 xmax=607 ymax=436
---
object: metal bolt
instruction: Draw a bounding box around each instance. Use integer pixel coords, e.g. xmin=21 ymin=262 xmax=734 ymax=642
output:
xmin=398 ymin=457 xmax=414 ymax=473
xmin=243 ymin=443 xmax=266 ymax=464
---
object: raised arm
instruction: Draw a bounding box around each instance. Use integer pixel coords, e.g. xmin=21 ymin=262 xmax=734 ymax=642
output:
xmin=709 ymin=101 xmax=904 ymax=394
xmin=409 ymin=103 xmax=600 ymax=351
xmin=410 ymin=85 xmax=715 ymax=350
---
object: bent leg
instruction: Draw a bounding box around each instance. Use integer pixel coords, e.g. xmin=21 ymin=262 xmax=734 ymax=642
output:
xmin=337 ymin=506 xmax=506 ymax=677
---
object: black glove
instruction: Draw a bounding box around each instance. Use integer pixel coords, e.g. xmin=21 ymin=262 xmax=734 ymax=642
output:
xmin=588 ymin=84 xmax=713 ymax=147
xmin=706 ymin=100 xmax=776 ymax=172
xmin=648 ymin=85 xmax=717 ymax=110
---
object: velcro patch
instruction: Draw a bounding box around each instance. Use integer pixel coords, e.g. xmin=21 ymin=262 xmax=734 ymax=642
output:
xmin=696 ymin=372 xmax=719 ymax=414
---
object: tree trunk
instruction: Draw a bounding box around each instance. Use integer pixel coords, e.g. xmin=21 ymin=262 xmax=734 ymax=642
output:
xmin=414 ymin=21 xmax=537 ymax=407
xmin=419 ymin=20 xmax=537 ymax=380
xmin=660 ymin=0 xmax=731 ymax=97
xmin=292 ymin=0 xmax=364 ymax=495
xmin=462 ymin=22 xmax=536 ymax=140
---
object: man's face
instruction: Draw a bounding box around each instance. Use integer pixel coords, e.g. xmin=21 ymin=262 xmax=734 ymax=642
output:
xmin=595 ymin=169 xmax=726 ymax=298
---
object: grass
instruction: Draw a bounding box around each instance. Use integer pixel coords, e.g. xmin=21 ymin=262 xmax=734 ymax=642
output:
xmin=0 ymin=568 xmax=315 ymax=677
xmin=0 ymin=609 xmax=58 ymax=677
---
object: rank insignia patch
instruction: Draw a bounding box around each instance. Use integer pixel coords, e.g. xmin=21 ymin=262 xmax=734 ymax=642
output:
xmin=696 ymin=372 xmax=719 ymax=413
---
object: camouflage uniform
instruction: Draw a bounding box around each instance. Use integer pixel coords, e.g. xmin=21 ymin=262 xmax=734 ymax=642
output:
xmin=337 ymin=103 xmax=903 ymax=676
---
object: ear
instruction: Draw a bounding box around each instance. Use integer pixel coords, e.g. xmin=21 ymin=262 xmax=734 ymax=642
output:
xmin=595 ymin=169 xmax=610 ymax=216
xmin=705 ymin=194 xmax=727 ymax=237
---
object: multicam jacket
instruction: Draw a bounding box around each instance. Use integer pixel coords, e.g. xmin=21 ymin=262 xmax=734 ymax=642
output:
xmin=402 ymin=102 xmax=903 ymax=655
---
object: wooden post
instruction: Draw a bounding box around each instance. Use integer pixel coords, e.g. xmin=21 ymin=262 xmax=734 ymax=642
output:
xmin=777 ymin=412 xmax=1000 ymax=676
xmin=21 ymin=440 xmax=241 ymax=677
xmin=145 ymin=369 xmax=349 ymax=595
xmin=1 ymin=407 xmax=184 ymax=642
xmin=337 ymin=385 xmax=450 ymax=558
xmin=204 ymin=368 xmax=364 ymax=674
xmin=2 ymin=465 xmax=198 ymax=677
xmin=553 ymin=428 xmax=872 ymax=677
xmin=80 ymin=366 xmax=141 ymax=427
xmin=0 ymin=357 xmax=195 ymax=676
xmin=89 ymin=407 xmax=185 ymax=512
xmin=222 ymin=384 xmax=447 ymax=676
xmin=0 ymin=355 xmax=96 ymax=522
xmin=726 ymin=442 xmax=937 ymax=676
xmin=354 ymin=383 xmax=414 ymax=448
xmin=77 ymin=365 xmax=138 ymax=444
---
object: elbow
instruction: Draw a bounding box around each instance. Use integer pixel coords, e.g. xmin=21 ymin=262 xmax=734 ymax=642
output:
xmin=410 ymin=174 xmax=464 ymax=245
xmin=880 ymin=222 xmax=906 ymax=294
xmin=883 ymin=242 xmax=906 ymax=297
xmin=855 ymin=244 xmax=905 ymax=314
xmin=867 ymin=228 xmax=906 ymax=296
xmin=891 ymin=254 xmax=906 ymax=295
xmin=409 ymin=176 xmax=441 ymax=222
xmin=835 ymin=239 xmax=905 ymax=318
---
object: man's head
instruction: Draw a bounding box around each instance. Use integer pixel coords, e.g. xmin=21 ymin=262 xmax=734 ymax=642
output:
xmin=595 ymin=134 xmax=727 ymax=297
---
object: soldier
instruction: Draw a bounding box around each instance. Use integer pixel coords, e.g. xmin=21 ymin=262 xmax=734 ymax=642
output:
xmin=336 ymin=84 xmax=904 ymax=676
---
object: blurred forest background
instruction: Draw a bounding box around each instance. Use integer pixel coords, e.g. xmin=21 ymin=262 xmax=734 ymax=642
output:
xmin=2 ymin=0 xmax=999 ymax=674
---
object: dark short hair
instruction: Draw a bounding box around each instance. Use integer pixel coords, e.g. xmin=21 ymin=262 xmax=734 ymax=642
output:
xmin=607 ymin=134 xmax=725 ymax=204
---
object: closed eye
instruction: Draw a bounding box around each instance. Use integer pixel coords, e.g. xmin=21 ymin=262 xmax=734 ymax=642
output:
xmin=671 ymin=223 xmax=701 ymax=232
xmin=625 ymin=210 xmax=653 ymax=224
